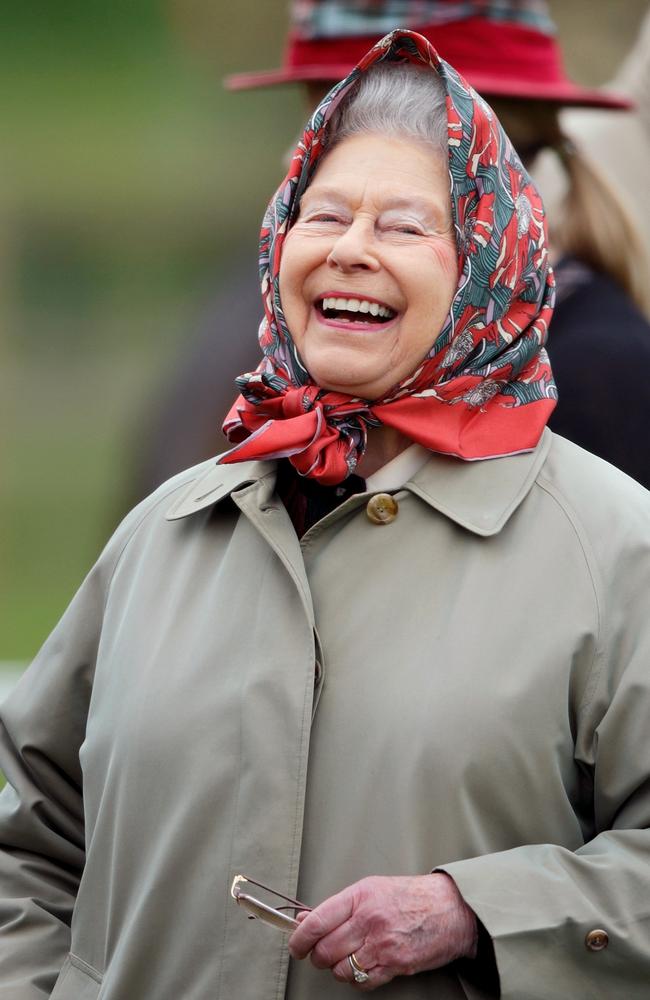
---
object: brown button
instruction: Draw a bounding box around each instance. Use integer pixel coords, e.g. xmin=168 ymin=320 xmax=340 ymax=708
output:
xmin=366 ymin=493 xmax=398 ymax=525
xmin=585 ymin=929 xmax=609 ymax=952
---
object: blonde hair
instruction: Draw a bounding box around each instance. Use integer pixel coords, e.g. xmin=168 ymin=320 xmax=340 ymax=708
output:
xmin=553 ymin=138 xmax=650 ymax=315
xmin=493 ymin=99 xmax=650 ymax=317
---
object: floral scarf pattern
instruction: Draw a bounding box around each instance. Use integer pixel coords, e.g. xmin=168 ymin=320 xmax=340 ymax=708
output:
xmin=220 ymin=29 xmax=557 ymax=485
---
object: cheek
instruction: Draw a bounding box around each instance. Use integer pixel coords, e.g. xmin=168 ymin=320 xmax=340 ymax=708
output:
xmin=441 ymin=246 xmax=460 ymax=288
xmin=278 ymin=237 xmax=315 ymax=310
xmin=427 ymin=240 xmax=460 ymax=284
xmin=409 ymin=242 xmax=459 ymax=312
xmin=278 ymin=256 xmax=301 ymax=323
xmin=278 ymin=243 xmax=315 ymax=346
xmin=278 ymin=243 xmax=297 ymax=306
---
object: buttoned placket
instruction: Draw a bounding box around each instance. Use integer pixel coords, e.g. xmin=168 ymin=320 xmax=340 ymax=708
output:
xmin=213 ymin=477 xmax=317 ymax=1000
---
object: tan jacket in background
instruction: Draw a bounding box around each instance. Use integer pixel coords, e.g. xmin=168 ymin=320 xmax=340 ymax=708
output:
xmin=1 ymin=430 xmax=649 ymax=999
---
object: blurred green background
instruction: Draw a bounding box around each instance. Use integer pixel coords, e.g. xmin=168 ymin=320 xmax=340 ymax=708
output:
xmin=2 ymin=0 xmax=648 ymax=666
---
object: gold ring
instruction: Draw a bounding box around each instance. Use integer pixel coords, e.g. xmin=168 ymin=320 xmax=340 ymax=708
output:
xmin=348 ymin=952 xmax=370 ymax=984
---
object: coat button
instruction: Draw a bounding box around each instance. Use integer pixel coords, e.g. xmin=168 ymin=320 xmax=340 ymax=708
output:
xmin=585 ymin=929 xmax=609 ymax=951
xmin=366 ymin=493 xmax=398 ymax=525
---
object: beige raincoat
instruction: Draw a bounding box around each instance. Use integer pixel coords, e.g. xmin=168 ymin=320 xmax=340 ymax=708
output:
xmin=1 ymin=429 xmax=649 ymax=999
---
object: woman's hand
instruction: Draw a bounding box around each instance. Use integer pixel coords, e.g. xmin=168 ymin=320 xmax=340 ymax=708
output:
xmin=288 ymin=873 xmax=478 ymax=991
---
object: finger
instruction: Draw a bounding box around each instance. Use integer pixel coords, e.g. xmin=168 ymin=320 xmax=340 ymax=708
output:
xmin=331 ymin=958 xmax=353 ymax=984
xmin=344 ymin=941 xmax=376 ymax=975
xmin=330 ymin=956 xmax=394 ymax=992
xmin=288 ymin=887 xmax=355 ymax=959
xmin=309 ymin=919 xmax=364 ymax=970
xmin=308 ymin=911 xmax=382 ymax=971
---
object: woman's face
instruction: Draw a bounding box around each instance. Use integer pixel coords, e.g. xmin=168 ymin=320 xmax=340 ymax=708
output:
xmin=279 ymin=132 xmax=458 ymax=400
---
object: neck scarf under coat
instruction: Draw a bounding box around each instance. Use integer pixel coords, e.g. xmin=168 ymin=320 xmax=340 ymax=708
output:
xmin=220 ymin=29 xmax=557 ymax=485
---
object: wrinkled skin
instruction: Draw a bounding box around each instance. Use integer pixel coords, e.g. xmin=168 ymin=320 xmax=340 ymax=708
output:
xmin=279 ymin=133 xmax=458 ymax=401
xmin=289 ymin=873 xmax=478 ymax=991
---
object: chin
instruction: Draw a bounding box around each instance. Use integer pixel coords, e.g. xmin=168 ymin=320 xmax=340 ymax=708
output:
xmin=305 ymin=354 xmax=389 ymax=399
xmin=314 ymin=376 xmax=387 ymax=400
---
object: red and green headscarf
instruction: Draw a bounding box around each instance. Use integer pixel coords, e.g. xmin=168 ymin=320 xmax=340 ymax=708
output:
xmin=221 ymin=29 xmax=557 ymax=485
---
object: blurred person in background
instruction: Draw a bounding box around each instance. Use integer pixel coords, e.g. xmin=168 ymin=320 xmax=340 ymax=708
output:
xmin=134 ymin=0 xmax=650 ymax=500
xmin=2 ymin=27 xmax=650 ymax=999
xmin=486 ymin=73 xmax=650 ymax=488
xmin=559 ymin=4 xmax=650 ymax=261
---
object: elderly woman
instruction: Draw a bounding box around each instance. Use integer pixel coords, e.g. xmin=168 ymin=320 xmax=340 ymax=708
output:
xmin=1 ymin=30 xmax=650 ymax=1000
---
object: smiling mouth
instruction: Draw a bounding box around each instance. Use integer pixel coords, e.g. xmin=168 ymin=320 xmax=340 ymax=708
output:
xmin=316 ymin=295 xmax=398 ymax=324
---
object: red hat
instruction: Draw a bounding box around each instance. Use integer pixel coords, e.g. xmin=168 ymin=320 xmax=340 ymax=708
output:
xmin=225 ymin=0 xmax=633 ymax=110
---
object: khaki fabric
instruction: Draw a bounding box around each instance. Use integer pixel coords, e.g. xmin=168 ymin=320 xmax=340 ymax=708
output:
xmin=1 ymin=430 xmax=650 ymax=999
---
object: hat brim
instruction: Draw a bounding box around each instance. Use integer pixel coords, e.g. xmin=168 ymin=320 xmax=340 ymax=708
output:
xmin=225 ymin=66 xmax=633 ymax=111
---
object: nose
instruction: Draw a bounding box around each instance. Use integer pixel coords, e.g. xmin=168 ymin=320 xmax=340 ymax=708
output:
xmin=327 ymin=219 xmax=380 ymax=273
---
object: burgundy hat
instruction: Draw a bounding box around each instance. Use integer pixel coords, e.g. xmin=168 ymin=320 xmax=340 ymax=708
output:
xmin=225 ymin=0 xmax=633 ymax=110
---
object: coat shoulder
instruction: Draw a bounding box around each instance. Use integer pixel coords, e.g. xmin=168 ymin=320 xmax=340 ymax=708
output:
xmin=120 ymin=458 xmax=216 ymax=528
xmin=535 ymin=432 xmax=650 ymax=567
xmin=98 ymin=459 xmax=219 ymax=573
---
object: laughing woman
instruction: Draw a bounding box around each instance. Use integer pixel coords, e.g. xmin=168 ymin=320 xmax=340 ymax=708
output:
xmin=1 ymin=30 xmax=650 ymax=1000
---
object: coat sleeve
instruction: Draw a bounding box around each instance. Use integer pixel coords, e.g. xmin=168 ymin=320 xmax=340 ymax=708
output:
xmin=439 ymin=497 xmax=650 ymax=1000
xmin=0 ymin=502 xmax=149 ymax=998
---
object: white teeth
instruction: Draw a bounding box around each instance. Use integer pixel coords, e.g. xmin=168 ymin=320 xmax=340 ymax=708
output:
xmin=320 ymin=296 xmax=395 ymax=318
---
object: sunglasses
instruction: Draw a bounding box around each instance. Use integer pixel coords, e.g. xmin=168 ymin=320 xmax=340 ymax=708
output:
xmin=230 ymin=874 xmax=312 ymax=933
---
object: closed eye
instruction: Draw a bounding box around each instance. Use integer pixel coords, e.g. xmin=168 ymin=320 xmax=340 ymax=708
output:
xmin=378 ymin=218 xmax=427 ymax=236
xmin=307 ymin=213 xmax=346 ymax=224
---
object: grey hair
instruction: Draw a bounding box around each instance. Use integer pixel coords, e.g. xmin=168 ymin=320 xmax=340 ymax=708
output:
xmin=326 ymin=62 xmax=449 ymax=158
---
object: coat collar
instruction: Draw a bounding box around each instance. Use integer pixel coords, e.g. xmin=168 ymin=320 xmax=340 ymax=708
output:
xmin=166 ymin=459 xmax=276 ymax=521
xmin=406 ymin=428 xmax=552 ymax=536
xmin=166 ymin=430 xmax=552 ymax=537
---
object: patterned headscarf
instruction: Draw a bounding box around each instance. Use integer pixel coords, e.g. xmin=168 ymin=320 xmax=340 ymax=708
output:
xmin=220 ymin=29 xmax=557 ymax=485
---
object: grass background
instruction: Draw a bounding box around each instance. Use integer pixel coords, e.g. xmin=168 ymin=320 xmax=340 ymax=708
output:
xmin=2 ymin=0 xmax=648 ymax=664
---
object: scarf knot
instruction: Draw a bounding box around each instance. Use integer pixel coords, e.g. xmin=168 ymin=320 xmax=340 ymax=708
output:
xmin=222 ymin=386 xmax=370 ymax=484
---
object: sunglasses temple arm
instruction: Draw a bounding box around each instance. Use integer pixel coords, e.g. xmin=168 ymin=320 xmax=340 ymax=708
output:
xmin=234 ymin=875 xmax=311 ymax=912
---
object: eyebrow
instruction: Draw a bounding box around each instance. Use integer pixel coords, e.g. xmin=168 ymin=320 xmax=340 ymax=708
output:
xmin=299 ymin=186 xmax=445 ymax=221
xmin=299 ymin=187 xmax=349 ymax=210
